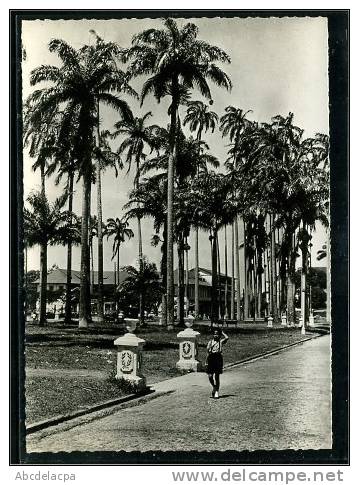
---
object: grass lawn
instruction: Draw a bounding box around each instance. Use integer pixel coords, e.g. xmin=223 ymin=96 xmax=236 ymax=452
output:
xmin=25 ymin=376 xmax=126 ymax=425
xmin=25 ymin=323 xmax=319 ymax=424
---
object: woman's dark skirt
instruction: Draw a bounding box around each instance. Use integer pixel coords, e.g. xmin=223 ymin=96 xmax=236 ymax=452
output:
xmin=206 ymin=352 xmax=223 ymax=374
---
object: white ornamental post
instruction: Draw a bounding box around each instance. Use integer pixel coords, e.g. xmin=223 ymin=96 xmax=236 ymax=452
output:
xmin=281 ymin=313 xmax=287 ymax=326
xmin=309 ymin=312 xmax=315 ymax=327
xmin=113 ymin=318 xmax=146 ymax=391
xmin=176 ymin=315 xmax=201 ymax=371
xmin=267 ymin=315 xmax=273 ymax=328
xmin=300 ymin=316 xmax=306 ymax=335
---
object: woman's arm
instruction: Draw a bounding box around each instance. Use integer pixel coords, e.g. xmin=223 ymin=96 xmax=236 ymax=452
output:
xmin=221 ymin=331 xmax=229 ymax=344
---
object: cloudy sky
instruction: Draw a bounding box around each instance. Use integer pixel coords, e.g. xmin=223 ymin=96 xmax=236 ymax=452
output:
xmin=22 ymin=15 xmax=329 ymax=273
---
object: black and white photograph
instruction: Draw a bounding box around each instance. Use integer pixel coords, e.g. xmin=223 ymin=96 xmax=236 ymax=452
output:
xmin=10 ymin=9 xmax=348 ymax=463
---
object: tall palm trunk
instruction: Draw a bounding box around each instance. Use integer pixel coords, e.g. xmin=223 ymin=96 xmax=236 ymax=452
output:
xmin=160 ymin=224 xmax=168 ymax=326
xmin=40 ymin=164 xmax=46 ymax=198
xmin=178 ymin=238 xmax=185 ymax=326
xmin=90 ymin=238 xmax=94 ymax=294
xmin=194 ymin=127 xmax=202 ymax=320
xmin=300 ymin=222 xmax=309 ymax=330
xmin=217 ymin=232 xmax=222 ymax=320
xmin=194 ymin=228 xmax=199 ymax=319
xmin=287 ymin=233 xmax=296 ymax=325
xmin=276 ymin=228 xmax=281 ymax=314
xmin=230 ymin=222 xmax=235 ymax=319
xmin=24 ymin=244 xmax=28 ymax=316
xmin=136 ymin=157 xmax=144 ymax=324
xmin=79 ymin=171 xmax=91 ymax=328
xmin=166 ymin=84 xmax=178 ymax=328
xmin=224 ymin=225 xmax=228 ymax=319
xmin=117 ymin=251 xmax=120 ymax=312
xmin=117 ymin=250 xmax=120 ymax=289
xmin=266 ymin=244 xmax=271 ymax=317
xmin=96 ymin=105 xmax=104 ymax=325
xmin=210 ymin=229 xmax=218 ymax=324
xmin=326 ymin=232 xmax=331 ymax=325
xmin=243 ymin=221 xmax=249 ymax=320
xmin=38 ymin=164 xmax=47 ymax=326
xmin=64 ymin=171 xmax=74 ymax=324
xmin=234 ymin=217 xmax=241 ymax=323
xmin=270 ymin=214 xmax=278 ymax=321
xmin=185 ymin=237 xmax=189 ymax=317
xmin=38 ymin=239 xmax=47 ymax=326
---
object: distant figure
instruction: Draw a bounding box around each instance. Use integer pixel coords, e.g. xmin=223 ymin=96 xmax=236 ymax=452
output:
xmin=206 ymin=328 xmax=229 ymax=399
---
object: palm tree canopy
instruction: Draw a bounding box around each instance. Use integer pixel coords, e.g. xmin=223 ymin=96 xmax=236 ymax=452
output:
xmin=183 ymin=100 xmax=219 ymax=137
xmin=112 ymin=111 xmax=162 ymax=179
xmin=140 ymin=128 xmax=219 ymax=179
xmin=26 ymin=35 xmax=136 ymax=179
xmin=125 ymin=18 xmax=232 ymax=107
xmin=186 ymin=171 xmax=238 ymax=232
xmin=24 ymin=191 xmax=77 ymax=247
xmin=106 ymin=217 xmax=134 ymax=259
xmin=124 ymin=175 xmax=168 ymax=234
xmin=119 ymin=257 xmax=161 ymax=295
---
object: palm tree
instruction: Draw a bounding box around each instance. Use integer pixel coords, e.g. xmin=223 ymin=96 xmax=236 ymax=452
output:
xmin=140 ymin=128 xmax=219 ymax=325
xmin=220 ymin=106 xmax=253 ymax=323
xmin=124 ymin=175 xmax=168 ymax=325
xmin=44 ymin=107 xmax=82 ymax=324
xmin=112 ymin=111 xmax=161 ymax=259
xmin=119 ymin=258 xmax=162 ymax=325
xmin=317 ymin=240 xmax=330 ymax=325
xmin=126 ymin=17 xmax=232 ymax=326
xmin=189 ymin=172 xmax=237 ymax=324
xmin=24 ymin=191 xmax=75 ymax=325
xmin=93 ymin=127 xmax=124 ymax=322
xmin=184 ymin=100 xmax=219 ymax=319
xmin=23 ymin=104 xmax=60 ymax=197
xmin=106 ymin=217 xmax=134 ymax=300
xmin=88 ymin=215 xmax=98 ymax=295
xmin=27 ymin=37 xmax=135 ymax=328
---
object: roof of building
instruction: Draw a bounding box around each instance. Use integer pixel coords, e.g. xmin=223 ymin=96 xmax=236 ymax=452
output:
xmin=36 ymin=268 xmax=129 ymax=286
xmin=38 ymin=266 xmax=232 ymax=287
xmin=173 ymin=267 xmax=231 ymax=287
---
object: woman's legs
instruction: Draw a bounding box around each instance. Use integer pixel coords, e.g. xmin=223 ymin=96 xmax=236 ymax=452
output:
xmin=214 ymin=373 xmax=220 ymax=392
xmin=208 ymin=374 xmax=215 ymax=396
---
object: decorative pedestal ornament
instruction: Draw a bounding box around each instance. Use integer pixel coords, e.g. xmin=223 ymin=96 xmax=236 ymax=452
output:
xmin=113 ymin=318 xmax=146 ymax=390
xmin=79 ymin=317 xmax=88 ymax=328
xmin=176 ymin=316 xmax=200 ymax=371
xmin=308 ymin=312 xmax=314 ymax=327
xmin=281 ymin=314 xmax=287 ymax=326
xmin=300 ymin=316 xmax=306 ymax=335
xmin=267 ymin=316 xmax=273 ymax=328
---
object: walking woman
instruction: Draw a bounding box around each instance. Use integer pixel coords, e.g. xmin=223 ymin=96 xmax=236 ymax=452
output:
xmin=206 ymin=328 xmax=229 ymax=398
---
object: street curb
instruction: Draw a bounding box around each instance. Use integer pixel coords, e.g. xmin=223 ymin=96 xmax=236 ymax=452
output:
xmin=26 ymin=388 xmax=153 ymax=435
xmin=224 ymin=333 xmax=324 ymax=370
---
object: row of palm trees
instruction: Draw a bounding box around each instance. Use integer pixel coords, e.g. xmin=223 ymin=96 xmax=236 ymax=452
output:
xmin=23 ymin=18 xmax=329 ymax=328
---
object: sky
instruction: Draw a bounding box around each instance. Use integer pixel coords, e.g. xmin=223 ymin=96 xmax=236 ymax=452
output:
xmin=21 ymin=15 xmax=329 ymax=274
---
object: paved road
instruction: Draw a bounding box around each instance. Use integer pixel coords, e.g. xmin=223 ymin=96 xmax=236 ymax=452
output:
xmin=27 ymin=336 xmax=331 ymax=452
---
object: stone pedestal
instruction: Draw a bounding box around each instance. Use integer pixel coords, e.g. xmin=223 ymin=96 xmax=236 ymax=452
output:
xmin=308 ymin=313 xmax=315 ymax=327
xmin=114 ymin=319 xmax=146 ymax=390
xmin=267 ymin=316 xmax=273 ymax=328
xmin=176 ymin=327 xmax=200 ymax=372
xmin=281 ymin=314 xmax=287 ymax=326
xmin=300 ymin=316 xmax=306 ymax=335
